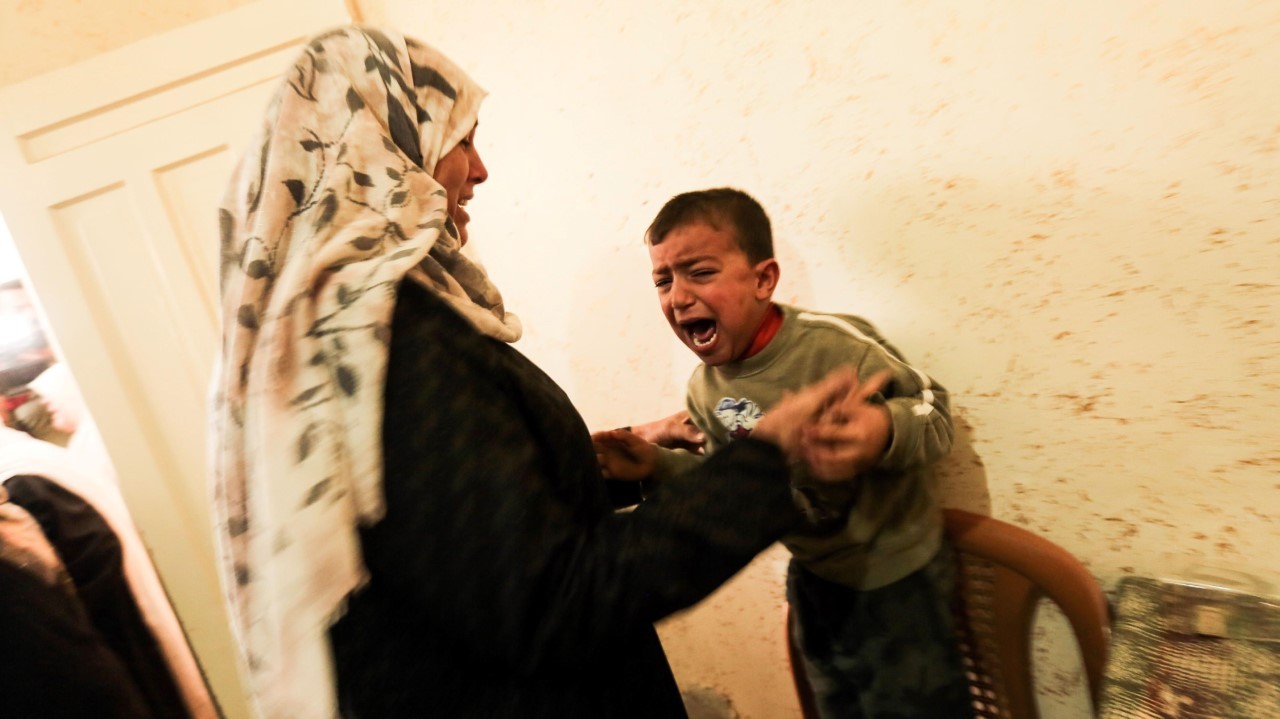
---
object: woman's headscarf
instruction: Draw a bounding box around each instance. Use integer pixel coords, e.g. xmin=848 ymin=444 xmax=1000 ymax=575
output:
xmin=211 ymin=26 xmax=520 ymax=718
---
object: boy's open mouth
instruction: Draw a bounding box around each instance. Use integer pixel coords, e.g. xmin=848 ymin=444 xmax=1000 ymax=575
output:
xmin=682 ymin=319 xmax=718 ymax=349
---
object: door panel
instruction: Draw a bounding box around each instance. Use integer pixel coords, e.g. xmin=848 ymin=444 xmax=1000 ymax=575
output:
xmin=0 ymin=3 xmax=351 ymax=716
xmin=153 ymin=147 xmax=233 ymax=324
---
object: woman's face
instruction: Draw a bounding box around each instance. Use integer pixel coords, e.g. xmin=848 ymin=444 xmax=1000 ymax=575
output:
xmin=432 ymin=125 xmax=488 ymax=246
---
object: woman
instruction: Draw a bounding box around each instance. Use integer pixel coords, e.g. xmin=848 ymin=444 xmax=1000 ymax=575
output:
xmin=212 ymin=26 xmax=855 ymax=718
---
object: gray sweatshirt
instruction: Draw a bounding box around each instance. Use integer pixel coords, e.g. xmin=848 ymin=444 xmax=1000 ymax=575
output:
xmin=656 ymin=304 xmax=953 ymax=590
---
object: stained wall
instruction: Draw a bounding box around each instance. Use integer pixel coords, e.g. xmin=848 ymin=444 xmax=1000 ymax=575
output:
xmin=363 ymin=2 xmax=1278 ymax=716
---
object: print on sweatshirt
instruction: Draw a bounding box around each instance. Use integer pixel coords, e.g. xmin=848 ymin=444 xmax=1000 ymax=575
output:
xmin=713 ymin=397 xmax=764 ymax=439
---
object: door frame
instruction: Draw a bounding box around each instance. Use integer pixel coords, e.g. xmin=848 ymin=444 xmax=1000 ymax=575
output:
xmin=0 ymin=2 xmax=352 ymax=716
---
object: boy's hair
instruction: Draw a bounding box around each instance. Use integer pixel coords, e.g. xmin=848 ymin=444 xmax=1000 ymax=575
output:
xmin=645 ymin=188 xmax=774 ymax=263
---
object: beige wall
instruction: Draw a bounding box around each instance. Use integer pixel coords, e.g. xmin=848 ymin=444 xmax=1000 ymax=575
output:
xmin=6 ymin=2 xmax=1278 ymax=718
xmin=365 ymin=2 xmax=1279 ymax=716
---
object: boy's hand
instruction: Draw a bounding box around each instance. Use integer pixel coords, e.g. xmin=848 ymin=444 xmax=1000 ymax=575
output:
xmin=801 ymin=370 xmax=893 ymax=481
xmin=591 ymin=429 xmax=658 ymax=481
xmin=629 ymin=410 xmax=705 ymax=454
xmin=753 ymin=366 xmax=858 ymax=458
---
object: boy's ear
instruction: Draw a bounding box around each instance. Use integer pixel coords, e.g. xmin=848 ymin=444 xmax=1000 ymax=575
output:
xmin=753 ymin=258 xmax=780 ymax=300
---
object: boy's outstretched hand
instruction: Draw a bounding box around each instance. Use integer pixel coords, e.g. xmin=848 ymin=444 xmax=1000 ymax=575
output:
xmin=591 ymin=429 xmax=658 ymax=481
xmin=800 ymin=369 xmax=894 ymax=481
xmin=592 ymin=368 xmax=893 ymax=483
xmin=629 ymin=410 xmax=705 ymax=454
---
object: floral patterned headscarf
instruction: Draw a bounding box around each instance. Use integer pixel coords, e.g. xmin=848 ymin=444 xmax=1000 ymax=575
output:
xmin=211 ymin=26 xmax=520 ymax=718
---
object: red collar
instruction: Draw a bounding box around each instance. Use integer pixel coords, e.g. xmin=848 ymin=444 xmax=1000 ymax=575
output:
xmin=739 ymin=304 xmax=782 ymax=360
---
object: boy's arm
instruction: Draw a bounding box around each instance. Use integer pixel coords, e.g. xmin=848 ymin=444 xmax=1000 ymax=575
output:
xmin=590 ymin=428 xmax=705 ymax=486
xmin=656 ymin=387 xmax=742 ymax=479
xmin=592 ymin=429 xmax=660 ymax=481
xmin=629 ymin=410 xmax=705 ymax=453
xmin=854 ymin=335 xmax=953 ymax=471
xmin=592 ymin=406 xmax=707 ymax=485
xmin=651 ymin=445 xmax=706 ymax=481
xmin=800 ymin=324 xmax=953 ymax=480
xmin=648 ymin=395 xmax=720 ymax=482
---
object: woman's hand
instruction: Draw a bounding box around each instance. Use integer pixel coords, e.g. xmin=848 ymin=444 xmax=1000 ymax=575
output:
xmin=751 ymin=366 xmax=858 ymax=459
xmin=800 ymin=370 xmax=893 ymax=481
xmin=629 ymin=410 xmax=705 ymax=454
xmin=591 ymin=429 xmax=658 ymax=481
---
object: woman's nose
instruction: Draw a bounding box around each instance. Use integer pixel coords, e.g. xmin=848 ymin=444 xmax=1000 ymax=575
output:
xmin=470 ymin=147 xmax=488 ymax=184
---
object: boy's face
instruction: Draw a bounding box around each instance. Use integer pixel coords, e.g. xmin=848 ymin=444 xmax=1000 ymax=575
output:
xmin=649 ymin=221 xmax=778 ymax=366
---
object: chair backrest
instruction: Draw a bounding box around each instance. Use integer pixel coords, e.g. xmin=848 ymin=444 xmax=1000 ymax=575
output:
xmin=947 ymin=509 xmax=1110 ymax=718
xmin=786 ymin=509 xmax=1110 ymax=719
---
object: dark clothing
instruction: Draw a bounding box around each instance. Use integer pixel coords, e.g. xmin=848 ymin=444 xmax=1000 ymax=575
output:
xmin=3 ymin=475 xmax=192 ymax=719
xmin=788 ymin=544 xmax=973 ymax=719
xmin=330 ymin=281 xmax=802 ymax=718
xmin=0 ymin=558 xmax=155 ymax=719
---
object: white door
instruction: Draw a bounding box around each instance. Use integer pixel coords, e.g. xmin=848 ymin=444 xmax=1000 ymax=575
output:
xmin=0 ymin=2 xmax=350 ymax=716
